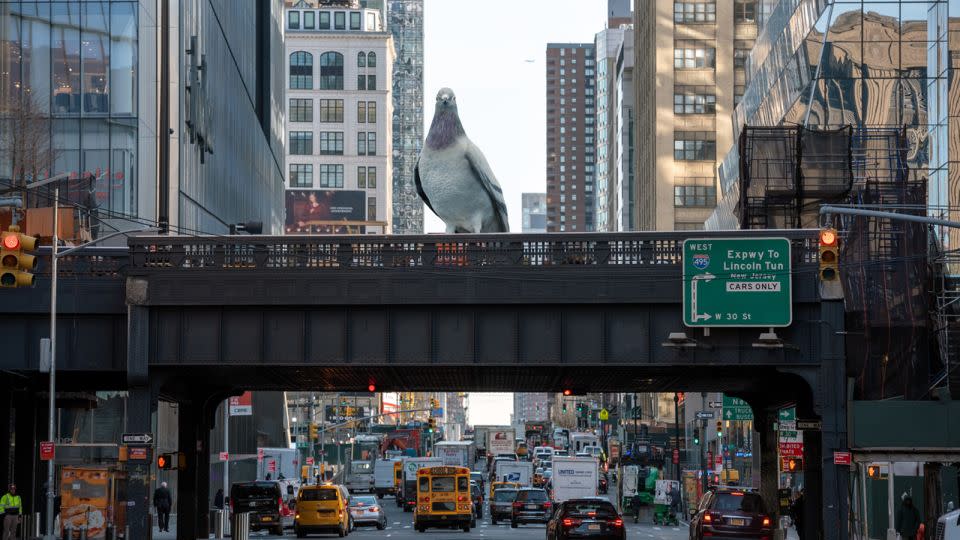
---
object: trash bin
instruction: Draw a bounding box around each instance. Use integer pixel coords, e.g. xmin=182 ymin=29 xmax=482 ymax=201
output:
xmin=210 ymin=510 xmax=226 ymax=539
xmin=229 ymin=513 xmax=249 ymax=540
xmin=19 ymin=512 xmax=40 ymax=540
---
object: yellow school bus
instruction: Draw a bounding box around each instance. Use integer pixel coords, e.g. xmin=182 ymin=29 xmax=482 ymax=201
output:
xmin=414 ymin=466 xmax=473 ymax=533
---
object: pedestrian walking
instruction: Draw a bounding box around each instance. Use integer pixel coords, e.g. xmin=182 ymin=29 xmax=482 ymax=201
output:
xmin=0 ymin=484 xmax=22 ymax=540
xmin=153 ymin=481 xmax=173 ymax=532
xmin=214 ymin=488 xmax=225 ymax=510
xmin=897 ymin=496 xmax=922 ymax=540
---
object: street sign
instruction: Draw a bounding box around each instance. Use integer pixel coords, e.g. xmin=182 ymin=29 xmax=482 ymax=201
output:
xmin=128 ymin=447 xmax=148 ymax=460
xmin=306 ymin=457 xmax=315 ymax=465
xmin=40 ymin=441 xmax=54 ymax=461
xmin=229 ymin=392 xmax=253 ymax=416
xmin=430 ymin=407 xmax=444 ymax=418
xmin=797 ymin=420 xmax=822 ymax=431
xmin=722 ymin=396 xmax=754 ymax=421
xmin=778 ymin=442 xmax=803 ymax=457
xmin=599 ymin=409 xmax=610 ymax=421
xmin=219 ymin=452 xmax=229 ymax=462
xmin=695 ymin=410 xmax=715 ymax=420
xmin=683 ymin=238 xmax=793 ymax=327
xmin=121 ymin=433 xmax=154 ymax=445
xmin=834 ymin=451 xmax=851 ymax=465
xmin=708 ymin=401 xmax=722 ymax=408
xmin=296 ymin=442 xmax=310 ymax=449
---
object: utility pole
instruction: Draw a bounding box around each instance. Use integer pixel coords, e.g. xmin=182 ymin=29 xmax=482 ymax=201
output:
xmin=674 ymin=393 xmax=681 ymax=482
xmin=700 ymin=392 xmax=708 ymax=494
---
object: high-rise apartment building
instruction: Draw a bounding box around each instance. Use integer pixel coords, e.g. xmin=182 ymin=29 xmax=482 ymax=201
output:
xmin=545 ymin=43 xmax=597 ymax=233
xmin=594 ymin=27 xmax=624 ymax=232
xmin=387 ymin=0 xmax=424 ymax=234
xmin=613 ymin=28 xmax=635 ymax=231
xmin=513 ymin=393 xmax=549 ymax=424
xmin=521 ymin=193 xmax=547 ymax=232
xmin=283 ymin=2 xmax=394 ymax=234
xmin=634 ymin=0 xmax=758 ymax=231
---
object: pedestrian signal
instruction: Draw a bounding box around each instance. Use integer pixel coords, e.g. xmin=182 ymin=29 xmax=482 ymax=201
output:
xmin=157 ymin=453 xmax=174 ymax=470
xmin=0 ymin=226 xmax=37 ymax=288
xmin=819 ymin=228 xmax=840 ymax=281
xmin=788 ymin=458 xmax=803 ymax=472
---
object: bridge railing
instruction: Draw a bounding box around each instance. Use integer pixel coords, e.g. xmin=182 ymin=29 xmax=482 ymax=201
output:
xmin=127 ymin=230 xmax=818 ymax=272
xmin=33 ymin=246 xmax=130 ymax=278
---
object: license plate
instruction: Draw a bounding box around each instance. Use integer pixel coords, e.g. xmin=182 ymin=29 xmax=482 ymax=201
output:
xmin=588 ymin=524 xmax=601 ymax=531
xmin=261 ymin=517 xmax=273 ymax=522
xmin=527 ymin=504 xmax=537 ymax=510
xmin=729 ymin=518 xmax=745 ymax=526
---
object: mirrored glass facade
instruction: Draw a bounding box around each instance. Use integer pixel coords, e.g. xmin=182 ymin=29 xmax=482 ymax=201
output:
xmin=1 ymin=1 xmax=139 ymax=217
xmin=708 ymin=0 xmax=957 ymax=234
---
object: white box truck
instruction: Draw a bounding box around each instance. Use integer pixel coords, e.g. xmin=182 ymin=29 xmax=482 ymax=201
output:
xmin=399 ymin=457 xmax=443 ymax=512
xmin=434 ymin=440 xmax=474 ymax=468
xmin=552 ymin=456 xmax=598 ymax=502
xmin=373 ymin=458 xmax=399 ymax=498
xmin=495 ymin=461 xmax=534 ymax=486
xmin=487 ymin=428 xmax=517 ymax=457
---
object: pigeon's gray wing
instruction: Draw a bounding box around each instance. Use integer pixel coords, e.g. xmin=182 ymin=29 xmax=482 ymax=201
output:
xmin=414 ymin=157 xmax=438 ymax=216
xmin=464 ymin=140 xmax=509 ymax=232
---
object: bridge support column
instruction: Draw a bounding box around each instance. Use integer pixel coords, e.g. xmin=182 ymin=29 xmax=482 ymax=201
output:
xmin=0 ymin=386 xmax=11 ymax=497
xmin=13 ymin=390 xmax=37 ymax=515
xmin=757 ymin=408 xmax=780 ymax=521
xmin=126 ymin=304 xmax=156 ymax=540
xmin=176 ymin=399 xmax=212 ymax=540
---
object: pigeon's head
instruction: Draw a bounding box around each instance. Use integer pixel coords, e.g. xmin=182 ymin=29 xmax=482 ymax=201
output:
xmin=435 ymin=87 xmax=458 ymax=113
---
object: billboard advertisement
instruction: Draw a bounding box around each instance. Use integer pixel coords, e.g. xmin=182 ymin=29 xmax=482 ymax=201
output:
xmin=285 ymin=190 xmax=366 ymax=234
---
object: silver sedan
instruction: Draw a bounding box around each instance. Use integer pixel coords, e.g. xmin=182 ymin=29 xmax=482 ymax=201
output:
xmin=349 ymin=495 xmax=387 ymax=530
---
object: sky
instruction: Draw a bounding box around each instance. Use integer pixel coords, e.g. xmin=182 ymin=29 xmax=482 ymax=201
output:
xmin=421 ymin=0 xmax=608 ymax=233
xmin=466 ymin=393 xmax=515 ymax=426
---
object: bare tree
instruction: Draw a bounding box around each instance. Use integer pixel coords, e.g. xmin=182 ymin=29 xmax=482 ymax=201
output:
xmin=0 ymin=94 xmax=59 ymax=193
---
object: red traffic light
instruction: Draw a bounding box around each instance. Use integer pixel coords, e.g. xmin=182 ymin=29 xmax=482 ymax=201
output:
xmin=368 ymin=384 xmax=376 ymax=392
xmin=562 ymin=389 xmax=572 ymax=396
xmin=2 ymin=233 xmax=19 ymax=250
xmin=819 ymin=228 xmax=838 ymax=247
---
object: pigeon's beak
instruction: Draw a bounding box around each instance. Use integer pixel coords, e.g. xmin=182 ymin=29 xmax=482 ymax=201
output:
xmin=440 ymin=94 xmax=451 ymax=106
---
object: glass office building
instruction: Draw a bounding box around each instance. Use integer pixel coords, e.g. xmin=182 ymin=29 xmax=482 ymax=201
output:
xmin=708 ymin=0 xmax=958 ymax=233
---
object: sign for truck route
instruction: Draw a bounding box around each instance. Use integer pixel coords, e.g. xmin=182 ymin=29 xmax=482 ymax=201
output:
xmin=683 ymin=238 xmax=792 ymax=327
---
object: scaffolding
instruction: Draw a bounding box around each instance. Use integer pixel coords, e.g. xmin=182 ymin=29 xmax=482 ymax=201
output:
xmin=739 ymin=126 xmax=941 ymax=399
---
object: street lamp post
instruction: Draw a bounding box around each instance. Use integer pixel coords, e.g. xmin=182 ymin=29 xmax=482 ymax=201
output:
xmin=24 ymin=173 xmax=157 ymax=540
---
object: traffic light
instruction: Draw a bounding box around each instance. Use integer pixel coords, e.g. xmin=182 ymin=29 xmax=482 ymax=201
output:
xmin=157 ymin=453 xmax=174 ymax=470
xmin=309 ymin=423 xmax=319 ymax=441
xmin=427 ymin=418 xmax=435 ymax=433
xmin=562 ymin=389 xmax=572 ymax=397
xmin=787 ymin=458 xmax=803 ymax=472
xmin=716 ymin=421 xmax=723 ymax=438
xmin=693 ymin=428 xmax=700 ymax=445
xmin=819 ymin=228 xmax=840 ymax=281
xmin=0 ymin=226 xmax=37 ymax=288
xmin=562 ymin=403 xmax=567 ymax=413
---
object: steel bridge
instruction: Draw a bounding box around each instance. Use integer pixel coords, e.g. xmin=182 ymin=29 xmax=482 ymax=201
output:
xmin=0 ymin=230 xmax=846 ymax=540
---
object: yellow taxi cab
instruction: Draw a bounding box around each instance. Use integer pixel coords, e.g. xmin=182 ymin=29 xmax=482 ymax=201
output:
xmin=414 ymin=466 xmax=473 ymax=533
xmin=490 ymin=481 xmax=520 ymax=499
xmin=294 ymin=483 xmax=352 ymax=538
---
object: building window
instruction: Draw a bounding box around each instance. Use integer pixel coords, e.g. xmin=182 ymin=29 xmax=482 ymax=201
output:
xmin=319 ymin=11 xmax=330 ymax=29
xmin=357 ymin=133 xmax=366 ymax=156
xmin=367 ymin=52 xmax=377 ymax=67
xmin=289 ymin=131 xmax=313 ymax=155
xmin=675 ymin=221 xmax=705 ymax=231
xmin=319 ymin=99 xmax=344 ymax=122
xmin=319 ymin=52 xmax=344 ymax=90
xmin=304 ymin=11 xmax=315 ymax=29
xmin=290 ymin=51 xmax=313 ymax=89
xmin=368 ymin=197 xmax=377 ymax=220
xmin=358 ymin=101 xmax=367 ymax=123
xmin=289 ymin=98 xmax=313 ymax=122
xmin=366 ymin=101 xmax=377 ymax=123
xmin=674 ymin=41 xmax=716 ymax=69
xmin=319 ymin=132 xmax=344 ymax=155
xmin=334 ymin=11 xmax=346 ymax=30
xmin=367 ymin=132 xmax=376 ymax=155
xmin=350 ymin=12 xmax=361 ymax=30
xmin=735 ymin=85 xmax=746 ymax=106
xmin=673 ymin=86 xmax=716 ymax=114
xmin=358 ymin=166 xmax=378 ymax=189
xmin=734 ymin=46 xmax=750 ymax=69
xmin=367 ymin=167 xmax=377 ymax=188
xmin=358 ymin=166 xmax=367 ymax=188
xmin=674 ymin=1 xmax=716 ymax=23
xmin=674 ymin=178 xmax=717 ymax=207
xmin=734 ymin=0 xmax=757 ymax=23
xmin=673 ymin=132 xmax=716 ymax=161
xmin=319 ymin=164 xmax=344 ymax=188
xmin=358 ymin=52 xmax=367 ymax=67
xmin=367 ymin=75 xmax=376 ymax=90
xmin=289 ymin=164 xmax=313 ymax=188
xmin=288 ymin=11 xmax=300 ymax=29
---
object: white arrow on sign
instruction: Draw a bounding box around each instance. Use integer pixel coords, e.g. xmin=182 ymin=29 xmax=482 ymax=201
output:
xmin=691 ymin=273 xmax=715 ymax=322
xmin=122 ymin=433 xmax=154 ymax=444
xmin=725 ymin=410 xmax=733 ymax=419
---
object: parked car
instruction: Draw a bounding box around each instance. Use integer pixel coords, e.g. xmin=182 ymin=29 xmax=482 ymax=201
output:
xmin=230 ymin=481 xmax=288 ymax=536
xmin=689 ymin=488 xmax=774 ymax=540
xmin=348 ymin=494 xmax=386 ymax=530
xmin=471 ymin=482 xmax=484 ymax=519
xmin=490 ymin=487 xmax=518 ymax=525
xmin=545 ymin=497 xmax=626 ymax=540
xmin=511 ymin=487 xmax=552 ymax=528
xmin=294 ymin=484 xmax=352 ymax=538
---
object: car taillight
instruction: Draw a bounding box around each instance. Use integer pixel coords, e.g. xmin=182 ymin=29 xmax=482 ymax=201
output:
xmin=562 ymin=518 xmax=581 ymax=528
xmin=704 ymin=513 xmax=713 ymax=523
xmin=762 ymin=516 xmax=772 ymax=527
xmin=543 ymin=502 xmax=552 ymax=508
xmin=371 ymin=506 xmax=379 ymax=512
xmin=513 ymin=502 xmax=523 ymax=508
xmin=609 ymin=518 xmax=624 ymax=527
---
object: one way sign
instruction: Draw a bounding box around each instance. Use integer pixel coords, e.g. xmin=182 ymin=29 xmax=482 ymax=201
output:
xmin=122 ymin=433 xmax=154 ymax=445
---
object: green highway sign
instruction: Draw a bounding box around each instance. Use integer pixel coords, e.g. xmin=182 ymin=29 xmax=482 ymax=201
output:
xmin=683 ymin=238 xmax=792 ymax=327
xmin=722 ymin=395 xmax=754 ymax=421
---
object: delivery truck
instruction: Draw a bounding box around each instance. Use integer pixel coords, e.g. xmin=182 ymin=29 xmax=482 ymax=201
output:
xmin=434 ymin=440 xmax=474 ymax=468
xmin=552 ymin=456 xmax=598 ymax=502
xmin=487 ymin=428 xmax=517 ymax=457
xmin=399 ymin=456 xmax=443 ymax=511
xmin=373 ymin=458 xmax=400 ymax=498
xmin=495 ymin=460 xmax=534 ymax=486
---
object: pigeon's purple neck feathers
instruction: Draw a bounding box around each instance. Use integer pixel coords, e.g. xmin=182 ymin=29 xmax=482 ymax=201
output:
xmin=426 ymin=109 xmax=465 ymax=150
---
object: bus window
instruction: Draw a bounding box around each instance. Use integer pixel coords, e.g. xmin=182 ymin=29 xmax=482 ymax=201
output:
xmin=457 ymin=476 xmax=468 ymax=492
xmin=431 ymin=477 xmax=455 ymax=492
xmin=419 ymin=477 xmax=429 ymax=492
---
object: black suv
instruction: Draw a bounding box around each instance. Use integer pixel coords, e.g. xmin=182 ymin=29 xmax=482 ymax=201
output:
xmin=546 ymin=498 xmax=626 ymax=540
xmin=490 ymin=488 xmax=518 ymax=525
xmin=229 ymin=481 xmax=285 ymax=536
xmin=511 ymin=487 xmax=552 ymax=527
xmin=690 ymin=488 xmax=774 ymax=540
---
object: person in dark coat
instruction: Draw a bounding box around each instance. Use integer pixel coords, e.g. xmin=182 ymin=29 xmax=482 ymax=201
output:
xmin=214 ymin=489 xmax=225 ymax=510
xmin=153 ymin=482 xmax=173 ymax=532
xmin=897 ymin=496 xmax=922 ymax=540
